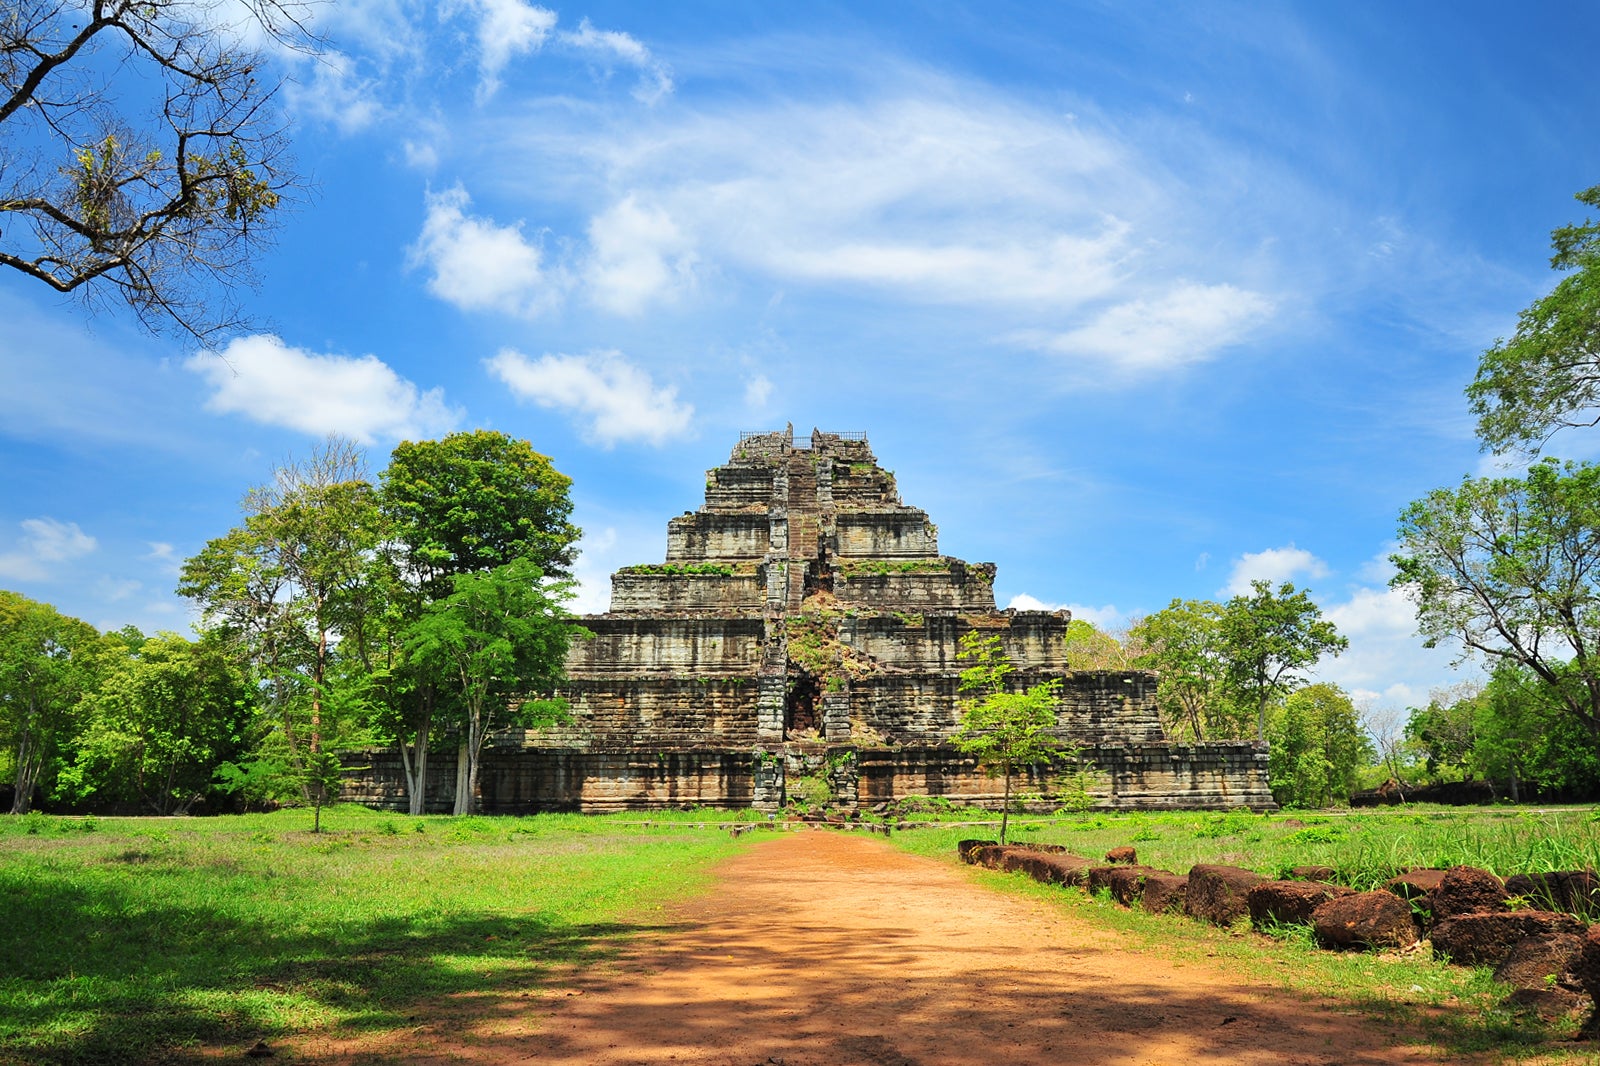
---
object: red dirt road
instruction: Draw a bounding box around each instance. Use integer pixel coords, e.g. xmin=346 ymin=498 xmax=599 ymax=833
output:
xmin=308 ymin=831 xmax=1457 ymax=1065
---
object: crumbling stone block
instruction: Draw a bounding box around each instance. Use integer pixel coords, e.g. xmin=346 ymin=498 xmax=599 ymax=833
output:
xmin=1310 ymin=891 xmax=1419 ymax=950
xmin=1504 ymin=870 xmax=1600 ymax=918
xmin=1141 ymin=872 xmax=1188 ymax=915
xmin=1288 ymin=865 xmax=1337 ymax=882
xmin=1430 ymin=865 xmax=1508 ymax=921
xmin=1432 ymin=911 xmax=1585 ymax=968
xmin=1184 ymin=864 xmax=1265 ymax=926
xmin=1247 ymin=879 xmax=1355 ymax=929
xmin=1105 ymin=845 xmax=1138 ymax=864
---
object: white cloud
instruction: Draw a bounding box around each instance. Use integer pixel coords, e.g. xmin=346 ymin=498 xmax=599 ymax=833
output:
xmin=1312 ymin=584 xmax=1473 ymax=708
xmin=583 ymin=195 xmax=698 ymax=314
xmin=1221 ymin=544 xmax=1330 ymax=596
xmin=409 ymin=184 xmax=562 ymax=316
xmin=0 ymin=518 xmax=97 ymax=581
xmin=146 ymin=542 xmax=181 ymax=575
xmin=570 ymin=526 xmax=619 ymax=614
xmin=476 ymin=88 xmax=1278 ymax=366
xmin=486 ymin=348 xmax=694 ymax=447
xmin=284 ymin=50 xmax=385 ymax=133
xmin=1015 ymin=282 xmax=1275 ymax=372
xmin=453 ymin=0 xmax=557 ymax=102
xmin=1005 ymin=594 xmax=1125 ymax=629
xmin=559 ymin=17 xmax=673 ymax=103
xmin=189 ymin=335 xmax=462 ymax=443
xmin=744 ymin=374 xmax=774 ymax=411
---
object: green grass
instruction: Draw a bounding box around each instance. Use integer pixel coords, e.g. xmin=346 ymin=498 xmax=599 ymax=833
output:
xmin=0 ymin=806 xmax=751 ymax=1065
xmin=893 ymin=804 xmax=1600 ymax=888
xmin=890 ymin=806 xmax=1600 ymax=1059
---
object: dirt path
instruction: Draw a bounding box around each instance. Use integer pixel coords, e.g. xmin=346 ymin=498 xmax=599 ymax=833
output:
xmin=308 ymin=831 xmax=1456 ymax=1065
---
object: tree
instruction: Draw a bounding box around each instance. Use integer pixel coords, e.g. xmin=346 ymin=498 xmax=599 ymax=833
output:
xmin=382 ymin=431 xmax=582 ymax=587
xmin=1403 ymin=682 xmax=1484 ymax=780
xmin=1220 ymin=580 xmax=1347 ymax=740
xmin=1062 ymin=619 xmax=1136 ymax=670
xmin=0 ymin=0 xmax=311 ymax=341
xmin=1129 ymin=599 xmax=1233 ymax=741
xmin=379 ymin=430 xmax=582 ymax=814
xmin=1468 ymin=184 xmax=1600 ymax=452
xmin=949 ymin=631 xmax=1065 ymax=844
xmin=180 ymin=439 xmax=387 ymax=795
xmin=0 ymin=590 xmax=99 ymax=813
xmin=1266 ymin=683 xmax=1370 ymax=808
xmin=58 ymin=631 xmax=252 ymax=814
xmin=1392 ymin=459 xmax=1600 ymax=744
xmin=402 ymin=559 xmax=581 ymax=815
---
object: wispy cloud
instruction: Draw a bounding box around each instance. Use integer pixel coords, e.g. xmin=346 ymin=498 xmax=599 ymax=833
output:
xmin=0 ymin=517 xmax=97 ymax=581
xmin=486 ymin=348 xmax=694 ymax=446
xmin=189 ymin=336 xmax=462 ymax=443
xmin=453 ymin=0 xmax=558 ymax=102
xmin=559 ymin=17 xmax=673 ymax=103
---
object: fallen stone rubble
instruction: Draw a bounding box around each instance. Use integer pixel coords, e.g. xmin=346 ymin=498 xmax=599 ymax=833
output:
xmin=958 ymin=840 xmax=1600 ymax=1023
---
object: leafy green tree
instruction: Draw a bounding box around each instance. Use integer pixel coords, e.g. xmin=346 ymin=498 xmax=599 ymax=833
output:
xmin=379 ymin=430 xmax=582 ymax=814
xmin=403 ymin=559 xmax=581 ymax=815
xmin=1062 ymin=619 xmax=1134 ymax=670
xmin=949 ymin=631 xmax=1065 ymax=844
xmin=58 ymin=632 xmax=252 ymax=814
xmin=180 ymin=440 xmax=389 ymax=798
xmin=1220 ymin=580 xmax=1348 ymax=740
xmin=0 ymin=591 xmax=99 ymax=813
xmin=1266 ymin=683 xmax=1371 ymax=807
xmin=382 ymin=430 xmax=581 ymax=587
xmin=1468 ymin=184 xmax=1600 ymax=452
xmin=1403 ymin=682 xmax=1484 ymax=781
xmin=1392 ymin=459 xmax=1600 ymax=745
xmin=1129 ymin=599 xmax=1234 ymax=740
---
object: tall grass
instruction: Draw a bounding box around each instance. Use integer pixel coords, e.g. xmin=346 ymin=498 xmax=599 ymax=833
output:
xmin=0 ymin=806 xmax=749 ymax=1065
xmin=892 ymin=805 xmax=1600 ymax=889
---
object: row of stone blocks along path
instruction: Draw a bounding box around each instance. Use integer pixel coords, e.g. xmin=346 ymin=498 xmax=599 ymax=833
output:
xmin=961 ymin=839 xmax=1600 ymax=1026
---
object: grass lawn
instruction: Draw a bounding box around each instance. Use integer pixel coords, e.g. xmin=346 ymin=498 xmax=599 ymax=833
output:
xmin=0 ymin=806 xmax=752 ymax=1065
xmin=890 ymin=804 xmax=1600 ymax=1059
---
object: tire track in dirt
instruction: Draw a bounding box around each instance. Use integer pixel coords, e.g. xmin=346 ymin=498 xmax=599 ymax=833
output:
xmin=306 ymin=830 xmax=1459 ymax=1065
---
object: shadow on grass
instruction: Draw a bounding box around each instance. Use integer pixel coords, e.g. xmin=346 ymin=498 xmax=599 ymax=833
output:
xmin=0 ymin=864 xmax=683 ymax=1066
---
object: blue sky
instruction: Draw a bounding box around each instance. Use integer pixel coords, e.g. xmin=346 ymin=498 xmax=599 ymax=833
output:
xmin=5 ymin=1 xmax=1600 ymax=717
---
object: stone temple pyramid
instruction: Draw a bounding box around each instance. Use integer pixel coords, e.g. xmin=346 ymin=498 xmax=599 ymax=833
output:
xmin=349 ymin=427 xmax=1275 ymax=812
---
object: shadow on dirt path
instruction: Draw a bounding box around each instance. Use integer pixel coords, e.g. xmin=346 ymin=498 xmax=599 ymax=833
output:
xmin=301 ymin=830 xmax=1454 ymax=1065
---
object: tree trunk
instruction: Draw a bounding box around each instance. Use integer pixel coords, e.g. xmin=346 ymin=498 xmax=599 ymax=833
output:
xmin=399 ymin=712 xmax=431 ymax=817
xmin=11 ymin=726 xmax=41 ymax=815
xmin=452 ymin=737 xmax=470 ymax=816
xmin=1000 ymin=762 xmax=1012 ymax=845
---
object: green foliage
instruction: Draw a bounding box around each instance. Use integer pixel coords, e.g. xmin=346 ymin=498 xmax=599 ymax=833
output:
xmin=619 ymin=562 xmax=736 ymax=576
xmin=403 ymin=559 xmax=582 ymax=815
xmin=0 ymin=590 xmax=101 ymax=813
xmin=1130 ymin=599 xmax=1235 ymax=740
xmin=1221 ymin=580 xmax=1348 ymax=741
xmin=56 ymin=632 xmax=253 ymax=815
xmin=1468 ymin=184 xmax=1600 ymax=451
xmin=1266 ymin=684 xmax=1372 ymax=808
xmin=382 ymin=430 xmax=581 ymax=586
xmin=1062 ymin=618 xmax=1131 ymax=670
xmin=836 ymin=559 xmax=951 ymax=576
xmin=1393 ymin=458 xmax=1600 ymax=747
xmin=950 ymin=632 xmax=1067 ymax=843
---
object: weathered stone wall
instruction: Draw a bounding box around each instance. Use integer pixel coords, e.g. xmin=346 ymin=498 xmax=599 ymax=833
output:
xmin=833 ymin=563 xmax=997 ymax=612
xmin=609 ymin=571 xmax=766 ymax=613
xmin=834 ymin=511 xmax=938 ymax=558
xmin=833 ymin=612 xmax=1071 ymax=673
xmin=342 ymin=748 xmax=757 ymax=814
xmin=565 ymin=617 xmax=764 ymax=676
xmin=666 ymin=513 xmax=770 ymax=561
xmin=526 ymin=677 xmax=763 ymax=750
xmin=845 ymin=671 xmax=1167 ymax=747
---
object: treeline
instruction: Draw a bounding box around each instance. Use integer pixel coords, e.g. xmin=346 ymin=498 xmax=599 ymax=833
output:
xmin=1060 ymin=583 xmax=1366 ymax=809
xmin=0 ymin=431 xmax=587 ymax=818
